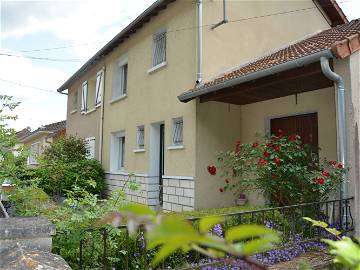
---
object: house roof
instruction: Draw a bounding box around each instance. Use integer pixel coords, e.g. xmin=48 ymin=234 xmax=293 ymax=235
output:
xmin=57 ymin=0 xmax=175 ymax=93
xmin=16 ymin=127 xmax=31 ymax=140
xmin=57 ymin=0 xmax=346 ymax=93
xmin=178 ymin=19 xmax=360 ymax=102
xmin=20 ymin=120 xmax=66 ymax=143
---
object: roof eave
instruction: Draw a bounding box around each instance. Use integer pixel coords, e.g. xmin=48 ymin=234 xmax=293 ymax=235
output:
xmin=178 ymin=49 xmax=334 ymax=103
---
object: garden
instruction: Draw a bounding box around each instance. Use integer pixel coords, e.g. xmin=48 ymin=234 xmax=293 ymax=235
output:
xmin=1 ymin=94 xmax=359 ymax=270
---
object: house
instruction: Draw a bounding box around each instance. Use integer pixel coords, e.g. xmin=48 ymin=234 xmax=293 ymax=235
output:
xmin=19 ymin=121 xmax=66 ymax=166
xmin=57 ymin=0 xmax=358 ymax=214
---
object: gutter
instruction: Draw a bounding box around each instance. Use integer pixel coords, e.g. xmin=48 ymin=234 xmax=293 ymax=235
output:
xmin=196 ymin=0 xmax=203 ymax=84
xmin=179 ymin=49 xmax=333 ymax=102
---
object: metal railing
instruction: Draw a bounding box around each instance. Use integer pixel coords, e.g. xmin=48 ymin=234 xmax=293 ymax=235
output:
xmin=78 ymin=197 xmax=354 ymax=270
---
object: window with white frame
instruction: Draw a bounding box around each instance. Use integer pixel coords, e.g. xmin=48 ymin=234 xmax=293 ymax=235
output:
xmin=136 ymin=125 xmax=145 ymax=150
xmin=95 ymin=69 xmax=104 ymax=106
xmin=152 ymin=30 xmax=166 ymax=67
xmin=110 ymin=131 xmax=126 ymax=171
xmin=172 ymin=118 xmax=183 ymax=146
xmin=112 ymin=57 xmax=128 ymax=99
xmin=29 ymin=142 xmax=40 ymax=165
xmin=85 ymin=137 xmax=96 ymax=159
xmin=81 ymin=81 xmax=88 ymax=112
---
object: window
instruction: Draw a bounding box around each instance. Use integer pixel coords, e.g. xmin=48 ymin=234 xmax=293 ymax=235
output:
xmin=112 ymin=57 xmax=128 ymax=99
xmin=73 ymin=90 xmax=78 ymax=110
xmin=95 ymin=69 xmax=104 ymax=106
xmin=110 ymin=131 xmax=126 ymax=171
xmin=81 ymin=81 xmax=88 ymax=112
xmin=29 ymin=142 xmax=40 ymax=165
xmin=85 ymin=137 xmax=96 ymax=159
xmin=136 ymin=126 xmax=145 ymax=149
xmin=172 ymin=118 xmax=183 ymax=146
xmin=152 ymin=30 xmax=166 ymax=67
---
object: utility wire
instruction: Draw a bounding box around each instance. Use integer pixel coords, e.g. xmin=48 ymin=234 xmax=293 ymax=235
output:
xmin=16 ymin=41 xmax=104 ymax=53
xmin=0 ymin=53 xmax=85 ymax=62
xmin=0 ymin=78 xmax=60 ymax=94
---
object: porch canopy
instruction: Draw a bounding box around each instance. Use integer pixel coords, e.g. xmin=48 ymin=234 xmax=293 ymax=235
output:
xmin=178 ymin=19 xmax=360 ymax=106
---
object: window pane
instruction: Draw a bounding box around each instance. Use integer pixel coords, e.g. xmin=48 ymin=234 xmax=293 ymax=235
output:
xmin=173 ymin=119 xmax=183 ymax=145
xmin=137 ymin=126 xmax=144 ymax=149
xmin=153 ymin=31 xmax=166 ymax=66
xmin=122 ymin=64 xmax=128 ymax=95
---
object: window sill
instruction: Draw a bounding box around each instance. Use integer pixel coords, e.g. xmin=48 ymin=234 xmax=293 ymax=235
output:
xmin=109 ymin=95 xmax=127 ymax=104
xmin=148 ymin=61 xmax=167 ymax=74
xmin=85 ymin=108 xmax=96 ymax=115
xmin=167 ymin=145 xmax=185 ymax=150
xmin=110 ymin=169 xmax=125 ymax=174
xmin=133 ymin=149 xmax=145 ymax=153
xmin=95 ymin=103 xmax=102 ymax=108
xmin=70 ymin=109 xmax=77 ymax=115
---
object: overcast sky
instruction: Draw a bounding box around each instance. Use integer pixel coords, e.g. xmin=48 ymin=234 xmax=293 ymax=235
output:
xmin=0 ymin=0 xmax=359 ymax=131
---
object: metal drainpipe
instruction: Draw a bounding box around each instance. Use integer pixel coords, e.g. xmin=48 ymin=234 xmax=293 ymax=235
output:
xmin=212 ymin=0 xmax=228 ymax=29
xmin=196 ymin=0 xmax=203 ymax=84
xmin=320 ymin=56 xmax=348 ymax=201
xmin=99 ymin=66 xmax=106 ymax=164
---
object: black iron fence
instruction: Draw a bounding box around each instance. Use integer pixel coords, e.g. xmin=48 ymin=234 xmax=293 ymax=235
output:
xmin=78 ymin=197 xmax=354 ymax=270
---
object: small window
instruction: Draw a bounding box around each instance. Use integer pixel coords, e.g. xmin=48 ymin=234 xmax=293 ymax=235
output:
xmin=152 ymin=30 xmax=166 ymax=67
xmin=172 ymin=118 xmax=183 ymax=146
xmin=29 ymin=142 xmax=40 ymax=165
xmin=81 ymin=81 xmax=88 ymax=112
xmin=95 ymin=69 xmax=104 ymax=106
xmin=73 ymin=90 xmax=78 ymax=110
xmin=136 ymin=125 xmax=145 ymax=149
xmin=110 ymin=131 xmax=126 ymax=171
xmin=112 ymin=57 xmax=128 ymax=99
xmin=85 ymin=137 xmax=96 ymax=159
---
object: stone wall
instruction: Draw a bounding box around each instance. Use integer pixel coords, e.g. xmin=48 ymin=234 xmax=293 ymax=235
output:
xmin=162 ymin=176 xmax=195 ymax=212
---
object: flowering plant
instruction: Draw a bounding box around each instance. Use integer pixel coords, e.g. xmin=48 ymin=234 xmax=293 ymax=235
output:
xmin=213 ymin=131 xmax=346 ymax=206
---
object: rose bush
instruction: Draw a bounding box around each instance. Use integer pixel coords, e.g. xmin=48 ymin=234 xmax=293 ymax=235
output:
xmin=211 ymin=131 xmax=346 ymax=206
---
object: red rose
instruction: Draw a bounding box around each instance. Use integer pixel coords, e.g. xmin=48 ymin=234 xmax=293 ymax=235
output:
xmin=263 ymin=151 xmax=270 ymax=157
xmin=322 ymin=171 xmax=330 ymax=177
xmin=225 ymin=179 xmax=229 ymax=184
xmin=277 ymin=129 xmax=284 ymax=138
xmin=274 ymin=145 xmax=281 ymax=152
xmin=252 ymin=142 xmax=259 ymax=148
xmin=338 ymin=163 xmax=344 ymax=169
xmin=328 ymin=161 xmax=337 ymax=165
xmin=317 ymin=177 xmax=325 ymax=184
xmin=207 ymin=165 xmax=217 ymax=175
xmin=266 ymin=143 xmax=273 ymax=148
xmin=219 ymin=187 xmax=224 ymax=192
xmin=274 ymin=157 xmax=281 ymax=166
xmin=258 ymin=159 xmax=268 ymax=166
xmin=288 ymin=134 xmax=297 ymax=141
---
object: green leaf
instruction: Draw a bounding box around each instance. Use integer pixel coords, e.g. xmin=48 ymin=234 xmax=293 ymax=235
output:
xmin=199 ymin=216 xmax=224 ymax=234
xmin=152 ymin=242 xmax=184 ymax=266
xmin=225 ymin=224 xmax=276 ymax=242
xmin=303 ymin=217 xmax=328 ymax=228
xmin=119 ymin=203 xmax=156 ymax=217
xmin=242 ymin=234 xmax=279 ymax=255
xmin=325 ymin=227 xmax=341 ymax=236
xmin=323 ymin=237 xmax=360 ymax=268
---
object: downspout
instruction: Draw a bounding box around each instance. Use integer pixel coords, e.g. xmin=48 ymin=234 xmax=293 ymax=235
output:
xmin=196 ymin=0 xmax=203 ymax=84
xmin=211 ymin=0 xmax=228 ymax=29
xmin=99 ymin=67 xmax=106 ymax=164
xmin=320 ymin=56 xmax=348 ymax=201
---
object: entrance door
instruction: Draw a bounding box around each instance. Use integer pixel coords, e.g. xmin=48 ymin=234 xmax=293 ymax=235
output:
xmin=270 ymin=113 xmax=318 ymax=148
xmin=159 ymin=124 xmax=165 ymax=206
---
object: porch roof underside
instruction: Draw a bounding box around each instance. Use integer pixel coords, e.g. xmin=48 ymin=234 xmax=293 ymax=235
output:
xmin=198 ymin=62 xmax=333 ymax=105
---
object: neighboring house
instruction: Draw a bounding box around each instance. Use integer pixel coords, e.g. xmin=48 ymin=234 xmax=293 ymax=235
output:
xmin=57 ymin=0 xmax=358 ymax=213
xmin=19 ymin=121 xmax=66 ymax=166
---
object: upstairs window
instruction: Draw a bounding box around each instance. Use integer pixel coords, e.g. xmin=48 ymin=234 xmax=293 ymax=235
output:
xmin=172 ymin=117 xmax=183 ymax=146
xmin=136 ymin=125 xmax=145 ymax=150
xmin=112 ymin=57 xmax=128 ymax=99
xmin=85 ymin=137 xmax=96 ymax=159
xmin=72 ymin=89 xmax=78 ymax=111
xmin=95 ymin=69 xmax=104 ymax=106
xmin=152 ymin=30 xmax=166 ymax=67
xmin=81 ymin=81 xmax=88 ymax=112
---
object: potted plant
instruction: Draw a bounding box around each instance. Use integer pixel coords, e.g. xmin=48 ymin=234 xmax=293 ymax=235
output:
xmin=235 ymin=192 xmax=247 ymax=206
xmin=2 ymin=179 xmax=15 ymax=193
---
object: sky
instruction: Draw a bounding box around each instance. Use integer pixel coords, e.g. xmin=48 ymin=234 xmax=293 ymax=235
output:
xmin=0 ymin=0 xmax=360 ymax=131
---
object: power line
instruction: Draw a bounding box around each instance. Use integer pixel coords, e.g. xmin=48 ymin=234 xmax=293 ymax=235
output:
xmin=16 ymin=41 xmax=104 ymax=53
xmin=0 ymin=78 xmax=60 ymax=94
xmin=0 ymin=53 xmax=85 ymax=62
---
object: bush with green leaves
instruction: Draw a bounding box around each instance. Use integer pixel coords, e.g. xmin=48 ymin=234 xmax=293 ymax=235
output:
xmin=35 ymin=136 xmax=104 ymax=197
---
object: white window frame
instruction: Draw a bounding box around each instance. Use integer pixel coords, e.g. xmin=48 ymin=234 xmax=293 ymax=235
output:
xmin=95 ymin=69 xmax=104 ymax=107
xmin=81 ymin=81 xmax=88 ymax=113
xmin=171 ymin=117 xmax=183 ymax=147
xmin=29 ymin=142 xmax=40 ymax=165
xmin=110 ymin=130 xmax=126 ymax=172
xmin=112 ymin=56 xmax=128 ymax=101
xmin=136 ymin=125 xmax=145 ymax=150
xmin=85 ymin=137 xmax=96 ymax=159
xmin=152 ymin=28 xmax=167 ymax=68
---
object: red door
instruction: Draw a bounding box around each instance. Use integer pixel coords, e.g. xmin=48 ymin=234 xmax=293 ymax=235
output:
xmin=270 ymin=113 xmax=318 ymax=147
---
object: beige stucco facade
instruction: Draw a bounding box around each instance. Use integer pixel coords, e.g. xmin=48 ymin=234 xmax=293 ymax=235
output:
xmin=64 ymin=0 xmax=359 ymax=212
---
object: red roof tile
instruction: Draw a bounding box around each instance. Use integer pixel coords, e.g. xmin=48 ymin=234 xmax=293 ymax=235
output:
xmin=181 ymin=19 xmax=360 ymax=98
